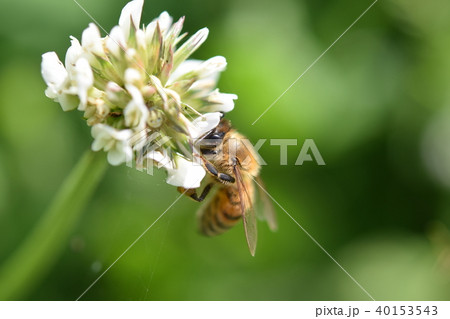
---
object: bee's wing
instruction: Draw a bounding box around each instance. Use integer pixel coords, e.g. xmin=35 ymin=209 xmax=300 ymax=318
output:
xmin=233 ymin=165 xmax=257 ymax=256
xmin=255 ymin=176 xmax=278 ymax=232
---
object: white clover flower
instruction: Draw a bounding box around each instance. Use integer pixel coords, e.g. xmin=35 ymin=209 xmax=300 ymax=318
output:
xmin=187 ymin=112 xmax=222 ymax=139
xmin=206 ymin=89 xmax=238 ymax=113
xmin=91 ymin=124 xmax=133 ymax=166
xmin=166 ymin=155 xmax=206 ymax=188
xmin=146 ymin=151 xmax=205 ymax=188
xmin=41 ymin=52 xmax=68 ymax=99
xmin=41 ymin=0 xmax=237 ymax=189
xmin=124 ymin=84 xmax=149 ymax=129
xmin=41 ymin=52 xmax=77 ymax=111
xmin=81 ymin=23 xmax=104 ymax=57
xmin=74 ymin=57 xmax=94 ymax=110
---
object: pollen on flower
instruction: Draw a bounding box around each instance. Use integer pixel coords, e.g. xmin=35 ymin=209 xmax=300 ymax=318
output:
xmin=41 ymin=0 xmax=237 ymax=189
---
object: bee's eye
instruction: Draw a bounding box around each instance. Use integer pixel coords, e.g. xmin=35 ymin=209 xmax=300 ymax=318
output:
xmin=206 ymin=132 xmax=225 ymax=140
xmin=210 ymin=133 xmax=224 ymax=140
xmin=199 ymin=131 xmax=225 ymax=148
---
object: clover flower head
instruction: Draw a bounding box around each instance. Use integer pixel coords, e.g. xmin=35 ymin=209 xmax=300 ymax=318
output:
xmin=41 ymin=0 xmax=238 ymax=188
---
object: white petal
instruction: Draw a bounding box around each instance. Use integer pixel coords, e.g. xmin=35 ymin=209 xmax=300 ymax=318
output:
xmin=118 ymin=0 xmax=144 ymax=40
xmin=190 ymin=77 xmax=218 ymax=94
xmin=91 ymin=139 xmax=104 ymax=152
xmin=176 ymin=57 xmax=225 ymax=91
xmin=146 ymin=150 xmax=173 ymax=170
xmin=124 ymin=84 xmax=149 ymax=128
xmin=44 ymin=87 xmax=58 ymax=99
xmin=145 ymin=21 xmax=157 ymax=42
xmin=207 ymin=89 xmax=238 ymax=113
xmin=74 ymin=57 xmax=94 ymax=110
xmin=82 ymin=23 xmax=104 ymax=56
xmin=106 ymin=81 xmax=122 ymax=93
xmin=108 ymin=140 xmax=133 ymax=166
xmin=106 ymin=26 xmax=127 ymax=58
xmin=188 ymin=112 xmax=222 ymax=139
xmin=165 ymin=88 xmax=181 ymax=106
xmin=107 ymin=149 xmax=125 ymax=166
xmin=167 ymin=59 xmax=202 ymax=85
xmin=106 ymin=81 xmax=128 ymax=106
xmin=58 ymin=93 xmax=79 ymax=112
xmin=146 ymin=11 xmax=173 ymax=40
xmin=197 ymin=56 xmax=227 ymax=78
xmin=114 ymin=128 xmax=134 ymax=141
xmin=135 ymin=29 xmax=146 ymax=49
xmin=65 ymin=36 xmax=82 ymax=73
xmin=41 ymin=52 xmax=68 ymax=91
xmin=91 ymin=124 xmax=109 ymax=150
xmin=124 ymin=68 xmax=142 ymax=85
xmin=173 ymin=28 xmax=208 ymax=68
xmin=155 ymin=11 xmax=173 ymax=34
xmin=130 ymin=128 xmax=148 ymax=152
xmin=91 ymin=124 xmax=133 ymax=165
xmin=126 ymin=84 xmax=145 ymax=105
xmin=166 ymin=155 xmax=206 ymax=188
xmin=125 ymin=48 xmax=138 ymax=64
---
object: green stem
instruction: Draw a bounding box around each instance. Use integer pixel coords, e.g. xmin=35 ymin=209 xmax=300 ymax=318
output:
xmin=0 ymin=150 xmax=108 ymax=300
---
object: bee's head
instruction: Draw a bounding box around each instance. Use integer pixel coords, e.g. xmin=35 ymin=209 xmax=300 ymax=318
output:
xmin=198 ymin=118 xmax=231 ymax=150
xmin=215 ymin=118 xmax=232 ymax=134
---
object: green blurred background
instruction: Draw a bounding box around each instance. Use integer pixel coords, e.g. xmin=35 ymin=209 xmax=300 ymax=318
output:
xmin=1 ymin=0 xmax=450 ymax=300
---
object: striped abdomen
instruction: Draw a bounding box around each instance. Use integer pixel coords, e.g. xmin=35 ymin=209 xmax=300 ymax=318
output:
xmin=199 ymin=186 xmax=243 ymax=236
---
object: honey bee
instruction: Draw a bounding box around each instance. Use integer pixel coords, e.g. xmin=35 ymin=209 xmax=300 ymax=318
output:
xmin=178 ymin=118 xmax=277 ymax=256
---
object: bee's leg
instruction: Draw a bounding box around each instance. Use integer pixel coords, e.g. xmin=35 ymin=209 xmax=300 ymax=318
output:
xmin=200 ymin=157 xmax=235 ymax=184
xmin=217 ymin=172 xmax=235 ymax=183
xmin=193 ymin=153 xmax=236 ymax=183
xmin=177 ymin=183 xmax=213 ymax=202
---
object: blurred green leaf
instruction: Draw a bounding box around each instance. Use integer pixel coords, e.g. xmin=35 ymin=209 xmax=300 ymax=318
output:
xmin=325 ymin=234 xmax=449 ymax=300
xmin=1 ymin=0 xmax=450 ymax=301
xmin=0 ymin=150 xmax=107 ymax=300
